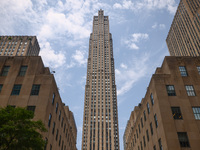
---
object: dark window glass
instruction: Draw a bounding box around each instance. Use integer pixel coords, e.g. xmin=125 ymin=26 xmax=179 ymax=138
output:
xmin=171 ymin=107 xmax=182 ymax=119
xmin=177 ymin=132 xmax=190 ymax=147
xmin=0 ymin=84 xmax=3 ymax=93
xmin=50 ymin=145 xmax=52 ymax=150
xmin=52 ymin=122 xmax=55 ymax=134
xmin=59 ymin=110 xmax=61 ymax=120
xmin=18 ymin=66 xmax=27 ymax=76
xmin=146 ymin=130 xmax=149 ymax=142
xmin=61 ymin=141 xmax=64 ymax=150
xmin=140 ymin=141 xmax=143 ymax=150
xmin=150 ymin=122 xmax=153 ymax=135
xmin=153 ymin=145 xmax=156 ymax=150
xmin=147 ymin=102 xmax=150 ymax=114
xmin=61 ymin=117 xmax=64 ymax=127
xmin=30 ymin=84 xmax=40 ymax=95
xmin=56 ymin=129 xmax=59 ymax=141
xmin=11 ymin=84 xmax=22 ymax=95
xmin=52 ymin=93 xmax=55 ymax=104
xmin=143 ymin=136 xmax=146 ymax=147
xmin=143 ymin=110 xmax=146 ymax=121
xmin=136 ymin=129 xmax=138 ymax=138
xmin=197 ymin=66 xmax=200 ymax=74
xmin=150 ymin=93 xmax=154 ymax=105
xmin=179 ymin=66 xmax=187 ymax=76
xmin=44 ymin=138 xmax=48 ymax=150
xmin=138 ymin=124 xmax=141 ymax=133
xmin=27 ymin=106 xmax=36 ymax=113
xmin=154 ymin=114 xmax=158 ymax=128
xmin=1 ymin=66 xmax=10 ymax=76
xmin=158 ymin=138 xmax=163 ymax=150
xmin=48 ymin=113 xmax=52 ymax=127
xmin=59 ymin=135 xmax=61 ymax=146
xmin=138 ymin=146 xmax=140 ymax=150
xmin=192 ymin=107 xmax=200 ymax=120
xmin=141 ymin=118 xmax=143 ymax=128
xmin=56 ymin=102 xmax=58 ymax=113
xmin=185 ymin=85 xmax=196 ymax=96
xmin=166 ymin=85 xmax=176 ymax=96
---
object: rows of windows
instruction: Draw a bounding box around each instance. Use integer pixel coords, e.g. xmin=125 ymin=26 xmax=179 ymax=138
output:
xmin=166 ymin=85 xmax=196 ymax=96
xmin=0 ymin=65 xmax=28 ymax=76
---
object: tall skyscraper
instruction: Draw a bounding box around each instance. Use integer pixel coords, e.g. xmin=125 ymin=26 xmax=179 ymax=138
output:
xmin=166 ymin=0 xmax=200 ymax=56
xmin=82 ymin=10 xmax=120 ymax=150
xmin=0 ymin=36 xmax=40 ymax=56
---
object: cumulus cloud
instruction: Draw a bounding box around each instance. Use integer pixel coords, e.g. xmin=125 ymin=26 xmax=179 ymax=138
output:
xmin=113 ymin=0 xmax=178 ymax=14
xmin=39 ymin=42 xmax=66 ymax=68
xmin=152 ymin=23 xmax=166 ymax=29
xmin=72 ymin=50 xmax=87 ymax=66
xmin=116 ymin=54 xmax=150 ymax=95
xmin=124 ymin=33 xmax=149 ymax=50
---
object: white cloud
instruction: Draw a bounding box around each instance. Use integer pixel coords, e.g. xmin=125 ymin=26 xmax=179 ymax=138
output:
xmin=120 ymin=63 xmax=128 ymax=69
xmin=113 ymin=0 xmax=178 ymax=14
xmin=39 ymin=42 xmax=66 ymax=68
xmin=72 ymin=50 xmax=87 ymax=66
xmin=152 ymin=23 xmax=166 ymax=29
xmin=116 ymin=54 xmax=150 ymax=95
xmin=124 ymin=33 xmax=149 ymax=50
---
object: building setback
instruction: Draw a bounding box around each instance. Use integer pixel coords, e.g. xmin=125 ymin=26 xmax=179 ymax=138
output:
xmin=0 ymin=56 xmax=77 ymax=150
xmin=0 ymin=36 xmax=40 ymax=56
xmin=124 ymin=56 xmax=200 ymax=150
xmin=81 ymin=10 xmax=120 ymax=150
xmin=166 ymin=0 xmax=200 ymax=56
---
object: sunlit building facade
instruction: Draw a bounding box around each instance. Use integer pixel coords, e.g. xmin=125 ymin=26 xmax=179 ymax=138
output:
xmin=81 ymin=10 xmax=120 ymax=150
xmin=166 ymin=0 xmax=200 ymax=56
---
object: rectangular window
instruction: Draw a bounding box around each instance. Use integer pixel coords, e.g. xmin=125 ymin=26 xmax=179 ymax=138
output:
xmin=18 ymin=66 xmax=27 ymax=76
xmin=31 ymin=84 xmax=40 ymax=95
xmin=140 ymin=141 xmax=143 ymax=150
xmin=146 ymin=130 xmax=149 ymax=142
xmin=138 ymin=124 xmax=141 ymax=133
xmin=27 ymin=106 xmax=36 ymax=113
xmin=166 ymin=85 xmax=176 ymax=96
xmin=59 ymin=135 xmax=61 ymax=146
xmin=154 ymin=114 xmax=158 ymax=128
xmin=177 ymin=132 xmax=190 ymax=147
xmin=153 ymin=145 xmax=156 ymax=150
xmin=56 ymin=129 xmax=59 ymax=141
xmin=158 ymin=138 xmax=163 ymax=150
xmin=48 ymin=113 xmax=52 ymax=127
xmin=11 ymin=84 xmax=22 ymax=95
xmin=52 ymin=122 xmax=55 ymax=134
xmin=150 ymin=93 xmax=154 ymax=105
xmin=185 ymin=85 xmax=196 ymax=96
xmin=171 ymin=107 xmax=182 ymax=119
xmin=197 ymin=66 xmax=200 ymax=74
xmin=150 ymin=122 xmax=153 ymax=135
xmin=0 ymin=84 xmax=3 ymax=93
xmin=59 ymin=110 xmax=61 ymax=120
xmin=147 ymin=102 xmax=150 ymax=114
xmin=56 ymin=102 xmax=58 ymax=113
xmin=52 ymin=93 xmax=55 ymax=104
xmin=179 ymin=66 xmax=187 ymax=76
xmin=1 ymin=66 xmax=10 ymax=76
xmin=192 ymin=107 xmax=200 ymax=120
xmin=143 ymin=136 xmax=146 ymax=147
xmin=141 ymin=118 xmax=143 ymax=128
xmin=143 ymin=110 xmax=146 ymax=121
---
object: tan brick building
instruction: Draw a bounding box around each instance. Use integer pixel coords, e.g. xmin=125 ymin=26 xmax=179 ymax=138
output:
xmin=124 ymin=56 xmax=200 ymax=150
xmin=0 ymin=56 xmax=77 ymax=150
xmin=0 ymin=36 xmax=40 ymax=56
xmin=166 ymin=0 xmax=200 ymax=56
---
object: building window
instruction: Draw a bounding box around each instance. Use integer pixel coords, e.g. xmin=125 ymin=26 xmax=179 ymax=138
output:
xmin=141 ymin=118 xmax=143 ymax=128
xmin=147 ymin=102 xmax=150 ymax=114
xmin=48 ymin=113 xmax=52 ymax=127
xmin=143 ymin=110 xmax=146 ymax=121
xmin=146 ymin=130 xmax=149 ymax=142
xmin=56 ymin=129 xmax=59 ymax=141
xmin=150 ymin=122 xmax=153 ymax=135
xmin=61 ymin=117 xmax=64 ymax=127
xmin=11 ymin=84 xmax=22 ymax=95
xmin=150 ymin=93 xmax=154 ymax=105
xmin=153 ymin=145 xmax=156 ymax=150
xmin=166 ymin=85 xmax=176 ymax=96
xmin=171 ymin=107 xmax=182 ymax=119
xmin=18 ymin=66 xmax=27 ymax=76
xmin=44 ymin=138 xmax=48 ymax=150
xmin=56 ymin=102 xmax=59 ymax=113
xmin=50 ymin=145 xmax=52 ymax=150
xmin=0 ymin=84 xmax=3 ymax=93
xmin=59 ymin=110 xmax=61 ymax=120
xmin=185 ymin=85 xmax=196 ymax=96
xmin=52 ymin=122 xmax=55 ymax=134
xmin=143 ymin=136 xmax=146 ymax=147
xmin=158 ymin=138 xmax=163 ymax=150
xmin=1 ymin=66 xmax=10 ymax=76
xmin=154 ymin=114 xmax=158 ymax=128
xmin=140 ymin=141 xmax=143 ymax=150
xmin=59 ymin=135 xmax=61 ymax=146
xmin=30 ymin=84 xmax=40 ymax=95
xmin=177 ymin=132 xmax=190 ymax=147
xmin=52 ymin=93 xmax=55 ymax=104
xmin=27 ymin=106 xmax=36 ymax=113
xmin=192 ymin=107 xmax=200 ymax=120
xmin=179 ymin=66 xmax=187 ymax=76
xmin=197 ymin=66 xmax=200 ymax=74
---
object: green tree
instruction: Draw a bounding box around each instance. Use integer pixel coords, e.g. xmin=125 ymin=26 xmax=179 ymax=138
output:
xmin=0 ymin=106 xmax=47 ymax=150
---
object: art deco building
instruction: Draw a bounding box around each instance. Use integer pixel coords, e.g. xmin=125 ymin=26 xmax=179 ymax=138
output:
xmin=166 ymin=0 xmax=200 ymax=56
xmin=0 ymin=36 xmax=40 ymax=56
xmin=0 ymin=56 xmax=77 ymax=150
xmin=81 ymin=10 xmax=120 ymax=150
xmin=124 ymin=56 xmax=200 ymax=150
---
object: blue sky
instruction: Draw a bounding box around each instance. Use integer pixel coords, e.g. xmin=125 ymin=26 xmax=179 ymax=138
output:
xmin=0 ymin=0 xmax=179 ymax=149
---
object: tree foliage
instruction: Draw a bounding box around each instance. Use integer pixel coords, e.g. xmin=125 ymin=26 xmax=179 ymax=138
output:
xmin=0 ymin=106 xmax=47 ymax=150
